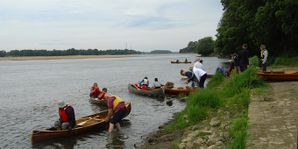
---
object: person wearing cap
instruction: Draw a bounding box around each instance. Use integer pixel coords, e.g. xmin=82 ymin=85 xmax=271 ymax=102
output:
xmin=90 ymin=82 xmax=101 ymax=98
xmin=102 ymin=94 xmax=127 ymax=133
xmin=54 ymin=101 xmax=76 ymax=130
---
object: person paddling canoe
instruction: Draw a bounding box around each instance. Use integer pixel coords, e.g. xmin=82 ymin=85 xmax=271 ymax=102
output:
xmin=54 ymin=101 xmax=76 ymax=130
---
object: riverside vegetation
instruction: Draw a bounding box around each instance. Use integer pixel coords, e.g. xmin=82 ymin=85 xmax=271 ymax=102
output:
xmin=140 ymin=66 xmax=266 ymax=149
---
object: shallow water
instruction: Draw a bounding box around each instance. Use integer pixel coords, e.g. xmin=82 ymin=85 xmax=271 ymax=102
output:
xmin=0 ymin=54 xmax=225 ymax=148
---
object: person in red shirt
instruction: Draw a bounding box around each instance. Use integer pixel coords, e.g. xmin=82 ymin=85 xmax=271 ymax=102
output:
xmin=89 ymin=82 xmax=101 ymax=98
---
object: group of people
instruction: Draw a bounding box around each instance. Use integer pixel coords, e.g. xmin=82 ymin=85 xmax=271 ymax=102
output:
xmin=219 ymin=43 xmax=269 ymax=76
xmin=54 ymin=82 xmax=128 ymax=133
xmin=180 ymin=59 xmax=207 ymax=88
xmin=135 ymin=77 xmax=163 ymax=90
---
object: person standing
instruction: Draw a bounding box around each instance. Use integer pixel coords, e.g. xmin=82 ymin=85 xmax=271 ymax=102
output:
xmin=192 ymin=66 xmax=207 ymax=88
xmin=194 ymin=59 xmax=205 ymax=70
xmin=103 ymin=94 xmax=127 ymax=133
xmin=54 ymin=101 xmax=76 ymax=130
xmin=260 ymin=44 xmax=269 ymax=72
xmin=238 ymin=44 xmax=249 ymax=72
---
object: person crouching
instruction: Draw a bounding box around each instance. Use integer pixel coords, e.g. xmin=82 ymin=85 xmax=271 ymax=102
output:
xmin=54 ymin=101 xmax=76 ymax=130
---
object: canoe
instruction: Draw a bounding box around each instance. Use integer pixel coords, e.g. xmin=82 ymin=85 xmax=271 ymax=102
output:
xmin=89 ymin=97 xmax=107 ymax=107
xmin=171 ymin=61 xmax=191 ymax=64
xmin=31 ymin=102 xmax=131 ymax=142
xmin=128 ymin=83 xmax=165 ymax=99
xmin=165 ymin=87 xmax=199 ymax=96
xmin=257 ymin=70 xmax=298 ymax=81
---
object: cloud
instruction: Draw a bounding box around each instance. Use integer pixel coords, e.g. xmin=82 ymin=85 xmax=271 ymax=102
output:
xmin=0 ymin=0 xmax=223 ymax=51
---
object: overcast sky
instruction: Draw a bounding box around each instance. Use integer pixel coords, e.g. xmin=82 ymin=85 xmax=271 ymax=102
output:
xmin=0 ymin=0 xmax=223 ymax=52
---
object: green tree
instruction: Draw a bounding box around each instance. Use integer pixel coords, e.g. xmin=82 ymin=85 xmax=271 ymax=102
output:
xmin=196 ymin=37 xmax=215 ymax=56
xmin=216 ymin=0 xmax=298 ymax=57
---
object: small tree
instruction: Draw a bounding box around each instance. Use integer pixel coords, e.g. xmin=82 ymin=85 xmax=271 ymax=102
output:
xmin=196 ymin=37 xmax=215 ymax=56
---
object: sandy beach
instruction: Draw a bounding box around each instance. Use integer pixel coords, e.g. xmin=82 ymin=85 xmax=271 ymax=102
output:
xmin=0 ymin=55 xmax=134 ymax=61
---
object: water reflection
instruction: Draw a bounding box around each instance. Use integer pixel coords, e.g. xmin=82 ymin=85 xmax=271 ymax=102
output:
xmin=32 ymin=137 xmax=77 ymax=149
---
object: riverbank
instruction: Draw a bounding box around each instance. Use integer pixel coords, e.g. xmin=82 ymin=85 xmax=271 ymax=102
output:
xmin=0 ymin=55 xmax=133 ymax=61
xmin=138 ymin=65 xmax=298 ymax=148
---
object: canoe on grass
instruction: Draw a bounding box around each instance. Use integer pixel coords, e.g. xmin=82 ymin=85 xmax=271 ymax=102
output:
xmin=89 ymin=97 xmax=107 ymax=107
xmin=165 ymin=87 xmax=199 ymax=96
xmin=257 ymin=70 xmax=298 ymax=81
xmin=31 ymin=102 xmax=131 ymax=142
xmin=128 ymin=83 xmax=165 ymax=99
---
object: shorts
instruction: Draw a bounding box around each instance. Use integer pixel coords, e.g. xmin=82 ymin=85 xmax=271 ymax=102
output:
xmin=110 ymin=108 xmax=127 ymax=124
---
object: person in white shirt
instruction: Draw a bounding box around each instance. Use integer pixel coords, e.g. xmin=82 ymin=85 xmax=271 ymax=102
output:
xmin=152 ymin=78 xmax=162 ymax=88
xmin=260 ymin=44 xmax=268 ymax=72
xmin=194 ymin=59 xmax=205 ymax=70
xmin=192 ymin=66 xmax=207 ymax=88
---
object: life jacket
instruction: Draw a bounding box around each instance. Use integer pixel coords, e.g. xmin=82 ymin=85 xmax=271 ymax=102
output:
xmin=59 ymin=104 xmax=72 ymax=122
xmin=113 ymin=96 xmax=125 ymax=110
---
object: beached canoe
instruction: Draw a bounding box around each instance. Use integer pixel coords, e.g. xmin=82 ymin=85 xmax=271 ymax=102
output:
xmin=171 ymin=61 xmax=191 ymax=64
xmin=257 ymin=70 xmax=298 ymax=81
xmin=128 ymin=83 xmax=165 ymax=99
xmin=31 ymin=103 xmax=131 ymax=142
xmin=89 ymin=97 xmax=107 ymax=107
xmin=165 ymin=87 xmax=199 ymax=96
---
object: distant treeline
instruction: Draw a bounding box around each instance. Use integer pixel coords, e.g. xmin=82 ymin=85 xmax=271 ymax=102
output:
xmin=0 ymin=48 xmax=142 ymax=57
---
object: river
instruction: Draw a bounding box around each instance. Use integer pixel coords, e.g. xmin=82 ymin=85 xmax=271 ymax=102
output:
xmin=0 ymin=54 xmax=225 ymax=148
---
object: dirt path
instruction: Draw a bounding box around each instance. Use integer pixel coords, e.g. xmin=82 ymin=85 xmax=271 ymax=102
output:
xmin=247 ymin=82 xmax=298 ymax=149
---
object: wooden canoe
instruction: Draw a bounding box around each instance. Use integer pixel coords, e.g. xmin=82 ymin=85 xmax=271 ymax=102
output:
xmin=171 ymin=61 xmax=191 ymax=64
xmin=128 ymin=83 xmax=165 ymax=99
xmin=165 ymin=87 xmax=199 ymax=96
xmin=257 ymin=70 xmax=298 ymax=81
xmin=89 ymin=97 xmax=107 ymax=107
xmin=31 ymin=102 xmax=131 ymax=142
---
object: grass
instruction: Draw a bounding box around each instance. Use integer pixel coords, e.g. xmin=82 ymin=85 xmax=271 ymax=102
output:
xmin=272 ymin=56 xmax=298 ymax=66
xmin=228 ymin=114 xmax=248 ymax=149
xmin=164 ymin=67 xmax=265 ymax=148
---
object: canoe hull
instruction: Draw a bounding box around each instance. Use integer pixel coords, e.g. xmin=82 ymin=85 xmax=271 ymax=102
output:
xmin=257 ymin=71 xmax=298 ymax=81
xmin=128 ymin=84 xmax=165 ymax=99
xmin=165 ymin=87 xmax=199 ymax=96
xmin=171 ymin=61 xmax=191 ymax=64
xmin=31 ymin=103 xmax=131 ymax=142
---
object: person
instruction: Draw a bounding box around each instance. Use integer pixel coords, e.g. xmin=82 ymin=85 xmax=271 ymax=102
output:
xmin=232 ymin=53 xmax=240 ymax=73
xmin=194 ymin=59 xmax=205 ymax=70
xmin=152 ymin=78 xmax=162 ymax=88
xmin=176 ymin=59 xmax=179 ymax=63
xmin=193 ymin=65 xmax=207 ymax=88
xmin=260 ymin=44 xmax=268 ymax=72
xmin=180 ymin=69 xmax=198 ymax=88
xmin=103 ymin=94 xmax=127 ymax=133
xmin=184 ymin=58 xmax=188 ymax=63
xmin=238 ymin=43 xmax=249 ymax=72
xmin=90 ymin=83 xmax=101 ymax=98
xmin=54 ymin=101 xmax=76 ymax=130
xmin=139 ymin=77 xmax=149 ymax=90
xmin=98 ymin=88 xmax=108 ymax=102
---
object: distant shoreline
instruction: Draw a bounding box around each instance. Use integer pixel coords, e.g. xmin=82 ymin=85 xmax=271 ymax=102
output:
xmin=0 ymin=55 xmax=134 ymax=61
